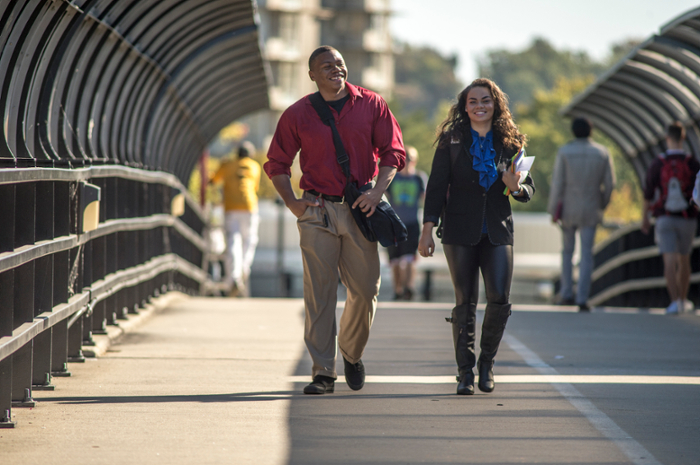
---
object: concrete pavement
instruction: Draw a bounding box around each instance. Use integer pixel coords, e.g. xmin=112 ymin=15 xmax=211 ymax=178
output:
xmin=2 ymin=295 xmax=307 ymax=465
xmin=2 ymin=296 xmax=700 ymax=464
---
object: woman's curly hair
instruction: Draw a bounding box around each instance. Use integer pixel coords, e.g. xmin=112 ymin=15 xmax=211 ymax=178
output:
xmin=435 ymin=78 xmax=527 ymax=149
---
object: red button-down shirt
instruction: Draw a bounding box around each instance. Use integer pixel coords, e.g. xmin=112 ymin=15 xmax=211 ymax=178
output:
xmin=264 ymin=82 xmax=406 ymax=197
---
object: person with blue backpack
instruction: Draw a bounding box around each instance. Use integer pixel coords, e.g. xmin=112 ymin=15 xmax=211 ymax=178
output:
xmin=642 ymin=122 xmax=700 ymax=314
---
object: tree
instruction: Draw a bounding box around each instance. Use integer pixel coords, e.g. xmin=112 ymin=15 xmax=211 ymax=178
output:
xmin=390 ymin=43 xmax=463 ymax=174
xmin=478 ymin=38 xmax=607 ymax=109
xmin=474 ymin=37 xmax=645 ymax=220
xmin=389 ymin=101 xmax=452 ymax=175
xmin=513 ymin=76 xmax=643 ymax=224
xmin=514 ymin=77 xmax=593 ymax=212
xmin=392 ymin=43 xmax=462 ymax=119
xmin=389 ymin=37 xmax=645 ymax=223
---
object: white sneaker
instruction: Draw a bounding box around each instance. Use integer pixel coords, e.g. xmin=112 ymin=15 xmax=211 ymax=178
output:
xmin=665 ymin=301 xmax=679 ymax=315
xmin=682 ymin=299 xmax=695 ymax=313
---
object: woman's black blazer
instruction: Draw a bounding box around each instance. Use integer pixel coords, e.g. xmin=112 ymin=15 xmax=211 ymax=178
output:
xmin=423 ymin=130 xmax=535 ymax=246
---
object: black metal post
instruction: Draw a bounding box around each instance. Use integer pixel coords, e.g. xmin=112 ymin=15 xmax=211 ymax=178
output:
xmin=0 ymin=356 xmax=13 ymax=427
xmin=32 ymin=329 xmax=54 ymax=390
xmin=51 ymin=319 xmax=71 ymax=377
xmin=275 ymin=197 xmax=287 ymax=297
xmin=0 ymin=269 xmax=14 ymax=426
xmin=423 ymin=269 xmax=433 ymax=302
xmin=11 ymin=341 xmax=36 ymax=407
xmin=0 ymin=185 xmax=15 ymax=253
xmin=67 ymin=316 xmax=85 ymax=364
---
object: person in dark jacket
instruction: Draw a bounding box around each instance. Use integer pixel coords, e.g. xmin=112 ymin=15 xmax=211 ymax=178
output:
xmin=418 ymin=78 xmax=535 ymax=395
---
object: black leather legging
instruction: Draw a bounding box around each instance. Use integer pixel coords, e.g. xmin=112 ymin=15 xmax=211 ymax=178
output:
xmin=443 ymin=235 xmax=513 ymax=373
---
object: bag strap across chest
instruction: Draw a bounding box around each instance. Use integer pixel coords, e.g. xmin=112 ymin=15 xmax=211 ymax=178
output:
xmin=308 ymin=92 xmax=352 ymax=181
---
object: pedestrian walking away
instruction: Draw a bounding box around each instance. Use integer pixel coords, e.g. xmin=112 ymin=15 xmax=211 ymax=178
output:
xmin=210 ymin=141 xmax=261 ymax=297
xmin=418 ymin=78 xmax=535 ymax=396
xmin=385 ymin=146 xmax=427 ymax=301
xmin=264 ymin=46 xmax=406 ymax=394
xmin=642 ymin=121 xmax=699 ymax=315
xmin=547 ymin=117 xmax=615 ymax=311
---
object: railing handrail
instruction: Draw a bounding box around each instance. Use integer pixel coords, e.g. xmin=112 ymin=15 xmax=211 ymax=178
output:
xmin=0 ymin=215 xmax=208 ymax=275
xmin=0 ymin=252 xmax=208 ymax=361
xmin=0 ymin=166 xmax=206 ymax=222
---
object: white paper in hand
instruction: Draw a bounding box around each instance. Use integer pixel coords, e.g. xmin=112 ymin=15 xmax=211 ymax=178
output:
xmin=516 ymin=156 xmax=535 ymax=173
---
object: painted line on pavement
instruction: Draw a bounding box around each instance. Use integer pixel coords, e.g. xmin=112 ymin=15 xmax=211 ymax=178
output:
xmin=504 ymin=333 xmax=663 ymax=465
xmin=355 ymin=301 xmax=673 ymax=314
xmin=287 ymin=375 xmax=700 ymax=385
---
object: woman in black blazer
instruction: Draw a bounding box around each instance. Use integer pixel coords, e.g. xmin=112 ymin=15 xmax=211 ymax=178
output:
xmin=418 ymin=78 xmax=535 ymax=395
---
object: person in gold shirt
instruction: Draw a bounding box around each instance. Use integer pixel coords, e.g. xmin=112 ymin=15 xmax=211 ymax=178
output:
xmin=211 ymin=141 xmax=261 ymax=296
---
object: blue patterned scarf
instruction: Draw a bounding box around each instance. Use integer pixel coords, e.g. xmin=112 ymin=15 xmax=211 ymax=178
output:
xmin=469 ymin=128 xmax=497 ymax=190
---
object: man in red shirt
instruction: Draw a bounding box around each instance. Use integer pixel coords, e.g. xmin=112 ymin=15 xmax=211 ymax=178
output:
xmin=264 ymin=46 xmax=405 ymax=394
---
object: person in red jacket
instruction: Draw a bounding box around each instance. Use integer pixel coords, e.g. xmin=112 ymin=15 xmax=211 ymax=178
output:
xmin=264 ymin=46 xmax=405 ymax=394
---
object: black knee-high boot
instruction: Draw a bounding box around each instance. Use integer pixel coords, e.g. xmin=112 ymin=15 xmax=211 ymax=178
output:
xmin=477 ymin=303 xmax=511 ymax=392
xmin=451 ymin=303 xmax=476 ymax=395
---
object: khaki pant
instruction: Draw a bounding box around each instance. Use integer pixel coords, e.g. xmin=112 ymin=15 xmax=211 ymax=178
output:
xmin=297 ymin=192 xmax=381 ymax=379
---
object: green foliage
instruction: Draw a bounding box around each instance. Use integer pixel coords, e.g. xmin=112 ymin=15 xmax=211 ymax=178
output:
xmin=606 ymin=39 xmax=642 ymax=67
xmin=393 ymin=43 xmax=462 ymax=119
xmin=390 ymin=37 xmax=645 ymax=220
xmin=479 ymin=38 xmax=610 ymax=109
xmin=512 ymin=76 xmax=643 ymax=218
xmin=389 ymin=100 xmax=451 ymax=175
xmin=512 ymin=77 xmax=594 ymax=211
xmin=390 ymin=43 xmax=463 ymax=174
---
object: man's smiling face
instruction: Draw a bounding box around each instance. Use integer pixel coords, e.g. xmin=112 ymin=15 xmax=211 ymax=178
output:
xmin=309 ymin=50 xmax=347 ymax=96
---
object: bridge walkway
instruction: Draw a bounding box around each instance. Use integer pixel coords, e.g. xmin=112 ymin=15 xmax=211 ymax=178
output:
xmin=3 ymin=296 xmax=700 ymax=464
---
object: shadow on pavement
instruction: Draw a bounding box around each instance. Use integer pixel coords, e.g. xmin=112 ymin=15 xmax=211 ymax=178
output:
xmin=37 ymin=391 xmax=297 ymax=404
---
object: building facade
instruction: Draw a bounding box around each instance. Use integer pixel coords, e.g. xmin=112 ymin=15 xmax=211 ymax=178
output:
xmin=242 ymin=0 xmax=395 ymax=150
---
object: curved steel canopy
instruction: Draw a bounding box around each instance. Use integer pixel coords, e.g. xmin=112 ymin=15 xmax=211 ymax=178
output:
xmin=563 ymin=7 xmax=700 ymax=187
xmin=0 ymin=0 xmax=269 ymax=183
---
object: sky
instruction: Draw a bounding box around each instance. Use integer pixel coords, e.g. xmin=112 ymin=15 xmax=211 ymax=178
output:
xmin=390 ymin=0 xmax=700 ymax=85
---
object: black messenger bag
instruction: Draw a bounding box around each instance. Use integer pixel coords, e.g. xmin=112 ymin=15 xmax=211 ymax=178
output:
xmin=308 ymin=92 xmax=407 ymax=247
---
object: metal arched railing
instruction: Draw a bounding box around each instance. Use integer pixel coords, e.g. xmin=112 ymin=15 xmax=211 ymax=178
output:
xmin=0 ymin=0 xmax=269 ymax=428
xmin=561 ymin=7 xmax=700 ymax=308
xmin=563 ymin=7 xmax=700 ymax=181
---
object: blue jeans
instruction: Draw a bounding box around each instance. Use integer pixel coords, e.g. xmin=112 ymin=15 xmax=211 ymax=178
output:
xmin=561 ymin=226 xmax=596 ymax=305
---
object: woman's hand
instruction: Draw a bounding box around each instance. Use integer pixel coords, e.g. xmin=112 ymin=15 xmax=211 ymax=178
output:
xmin=502 ymin=170 xmax=522 ymax=194
xmin=418 ymin=223 xmax=436 ymax=257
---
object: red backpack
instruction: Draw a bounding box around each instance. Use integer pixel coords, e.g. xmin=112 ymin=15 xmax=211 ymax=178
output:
xmin=655 ymin=154 xmax=693 ymax=215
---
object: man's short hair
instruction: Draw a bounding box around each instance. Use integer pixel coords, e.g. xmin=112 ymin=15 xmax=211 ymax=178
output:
xmin=572 ymin=117 xmax=592 ymax=138
xmin=667 ymin=121 xmax=686 ymax=143
xmin=308 ymin=46 xmax=338 ymax=70
xmin=238 ymin=141 xmax=255 ymax=158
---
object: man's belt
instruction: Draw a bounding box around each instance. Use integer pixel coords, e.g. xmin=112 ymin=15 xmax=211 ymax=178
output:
xmin=307 ymin=190 xmax=344 ymax=203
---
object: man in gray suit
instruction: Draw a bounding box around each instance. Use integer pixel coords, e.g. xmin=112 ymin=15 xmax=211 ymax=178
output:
xmin=548 ymin=117 xmax=616 ymax=311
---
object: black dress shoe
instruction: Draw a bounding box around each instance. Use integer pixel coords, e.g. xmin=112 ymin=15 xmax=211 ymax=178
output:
xmin=477 ymin=360 xmax=495 ymax=393
xmin=303 ymin=375 xmax=335 ymax=394
xmin=343 ymin=356 xmax=365 ymax=391
xmin=578 ymin=303 xmax=590 ymax=312
xmin=457 ymin=370 xmax=475 ymax=395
